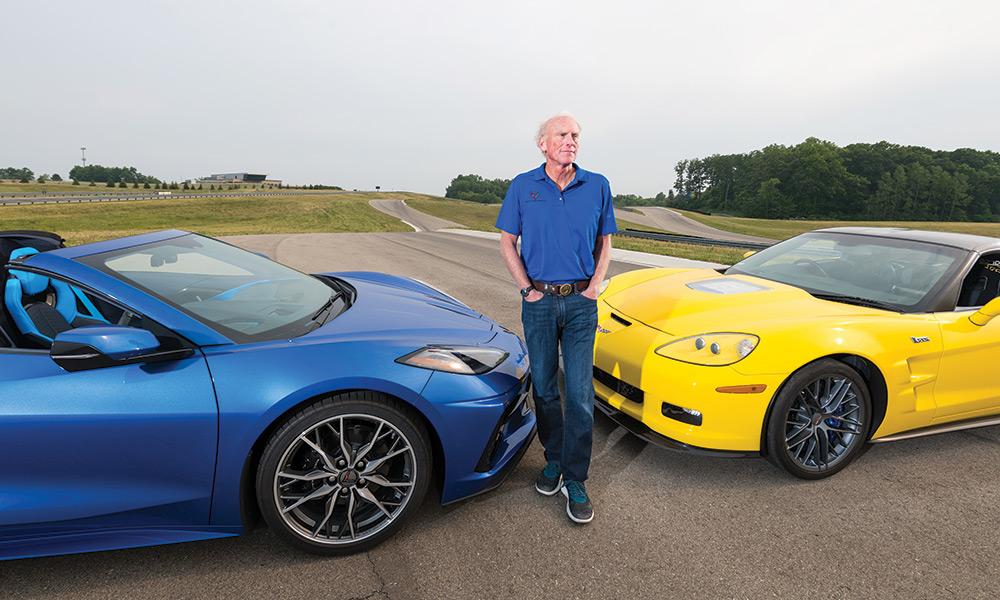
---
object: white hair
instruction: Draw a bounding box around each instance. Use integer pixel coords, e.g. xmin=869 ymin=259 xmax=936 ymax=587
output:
xmin=535 ymin=112 xmax=582 ymax=146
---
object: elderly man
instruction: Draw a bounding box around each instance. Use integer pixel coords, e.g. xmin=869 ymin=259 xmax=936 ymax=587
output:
xmin=495 ymin=113 xmax=616 ymax=524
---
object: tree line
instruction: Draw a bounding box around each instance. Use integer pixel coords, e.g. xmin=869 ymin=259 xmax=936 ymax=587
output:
xmin=2 ymin=163 xmax=338 ymax=191
xmin=445 ymin=174 xmax=511 ymax=203
xmin=672 ymin=138 xmax=1000 ymax=221
xmin=0 ymin=167 xmax=36 ymax=182
xmin=2 ymin=165 xmax=163 ymax=185
xmin=68 ymin=165 xmax=161 ymax=185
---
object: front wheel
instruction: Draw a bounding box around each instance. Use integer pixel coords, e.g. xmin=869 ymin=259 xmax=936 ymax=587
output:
xmin=256 ymin=392 xmax=431 ymax=555
xmin=765 ymin=359 xmax=871 ymax=479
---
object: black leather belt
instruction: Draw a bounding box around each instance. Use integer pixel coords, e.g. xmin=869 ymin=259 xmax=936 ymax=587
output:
xmin=532 ymin=280 xmax=589 ymax=296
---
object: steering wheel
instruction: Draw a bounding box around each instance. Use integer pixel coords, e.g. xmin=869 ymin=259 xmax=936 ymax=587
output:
xmin=793 ymin=258 xmax=830 ymax=277
xmin=876 ymin=262 xmax=906 ymax=295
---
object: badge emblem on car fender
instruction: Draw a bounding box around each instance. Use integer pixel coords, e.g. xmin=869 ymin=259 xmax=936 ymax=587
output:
xmin=596 ymin=325 xmax=611 ymax=334
xmin=911 ymin=336 xmax=930 ymax=343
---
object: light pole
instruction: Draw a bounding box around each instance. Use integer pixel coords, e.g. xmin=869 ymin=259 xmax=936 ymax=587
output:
xmin=80 ymin=147 xmax=87 ymax=167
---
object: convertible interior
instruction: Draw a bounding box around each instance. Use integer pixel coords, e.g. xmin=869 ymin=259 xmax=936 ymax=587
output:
xmin=0 ymin=231 xmax=130 ymax=349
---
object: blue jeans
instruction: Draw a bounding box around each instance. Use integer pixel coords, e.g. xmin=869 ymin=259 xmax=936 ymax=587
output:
xmin=521 ymin=292 xmax=598 ymax=482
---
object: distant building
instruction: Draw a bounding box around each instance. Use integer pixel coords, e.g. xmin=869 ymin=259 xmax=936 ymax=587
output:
xmin=199 ymin=172 xmax=269 ymax=184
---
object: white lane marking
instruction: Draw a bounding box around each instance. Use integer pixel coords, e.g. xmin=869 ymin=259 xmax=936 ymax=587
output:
xmin=370 ymin=198 xmax=421 ymax=231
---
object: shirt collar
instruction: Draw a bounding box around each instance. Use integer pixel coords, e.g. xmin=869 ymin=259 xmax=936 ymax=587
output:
xmin=532 ymin=163 xmax=590 ymax=184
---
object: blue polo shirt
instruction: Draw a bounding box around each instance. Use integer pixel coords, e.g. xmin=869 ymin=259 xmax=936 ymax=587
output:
xmin=495 ymin=163 xmax=617 ymax=284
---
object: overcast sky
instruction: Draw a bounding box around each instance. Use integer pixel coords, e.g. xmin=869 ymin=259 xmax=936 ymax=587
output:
xmin=3 ymin=1 xmax=999 ymax=196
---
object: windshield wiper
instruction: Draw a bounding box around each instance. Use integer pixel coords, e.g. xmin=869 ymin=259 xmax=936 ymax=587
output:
xmin=809 ymin=292 xmax=900 ymax=312
xmin=307 ymin=292 xmax=341 ymax=328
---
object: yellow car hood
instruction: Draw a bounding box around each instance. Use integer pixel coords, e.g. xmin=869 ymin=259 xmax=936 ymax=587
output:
xmin=603 ymin=268 xmax=880 ymax=335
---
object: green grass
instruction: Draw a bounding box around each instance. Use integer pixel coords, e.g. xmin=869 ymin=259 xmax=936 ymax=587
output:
xmin=0 ymin=192 xmax=411 ymax=245
xmin=403 ymin=195 xmax=664 ymax=233
xmin=0 ymin=181 xmax=142 ymax=195
xmin=673 ymin=208 xmax=1000 ymax=240
xmin=612 ymin=237 xmax=747 ymax=265
xmin=404 ymin=195 xmax=739 ymax=263
xmin=403 ymin=195 xmax=500 ymax=231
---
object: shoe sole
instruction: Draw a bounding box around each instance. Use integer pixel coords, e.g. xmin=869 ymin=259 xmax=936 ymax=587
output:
xmin=561 ymin=486 xmax=594 ymax=524
xmin=535 ymin=474 xmax=563 ymax=496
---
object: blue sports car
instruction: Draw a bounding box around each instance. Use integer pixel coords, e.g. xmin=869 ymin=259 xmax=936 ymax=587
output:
xmin=0 ymin=229 xmax=535 ymax=560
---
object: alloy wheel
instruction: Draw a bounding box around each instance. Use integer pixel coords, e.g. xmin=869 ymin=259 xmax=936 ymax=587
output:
xmin=272 ymin=414 xmax=417 ymax=545
xmin=783 ymin=376 xmax=866 ymax=472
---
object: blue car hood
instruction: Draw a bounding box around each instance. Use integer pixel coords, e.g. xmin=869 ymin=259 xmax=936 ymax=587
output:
xmin=300 ymin=272 xmax=496 ymax=345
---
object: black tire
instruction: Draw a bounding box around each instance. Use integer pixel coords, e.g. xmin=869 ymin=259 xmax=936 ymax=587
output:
xmin=765 ymin=359 xmax=871 ymax=479
xmin=255 ymin=391 xmax=432 ymax=555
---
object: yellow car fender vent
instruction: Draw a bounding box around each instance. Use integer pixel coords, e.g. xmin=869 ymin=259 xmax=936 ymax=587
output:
xmin=610 ymin=313 xmax=632 ymax=327
xmin=596 ymin=313 xmax=633 ymax=335
xmin=715 ymin=384 xmax=767 ymax=394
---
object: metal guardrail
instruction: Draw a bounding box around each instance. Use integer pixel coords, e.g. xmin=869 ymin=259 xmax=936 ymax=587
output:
xmin=618 ymin=228 xmax=773 ymax=250
xmin=0 ymin=192 xmax=282 ymax=206
xmin=0 ymin=189 xmax=347 ymax=198
xmin=0 ymin=190 xmax=343 ymax=207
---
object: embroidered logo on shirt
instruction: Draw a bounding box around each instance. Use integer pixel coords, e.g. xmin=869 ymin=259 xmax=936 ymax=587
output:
xmin=528 ymin=191 xmax=541 ymax=201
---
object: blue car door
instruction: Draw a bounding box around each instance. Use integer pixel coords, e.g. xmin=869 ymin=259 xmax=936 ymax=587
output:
xmin=0 ymin=346 xmax=218 ymax=541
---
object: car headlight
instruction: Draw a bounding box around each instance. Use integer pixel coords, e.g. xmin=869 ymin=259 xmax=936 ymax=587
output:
xmin=654 ymin=333 xmax=759 ymax=366
xmin=598 ymin=279 xmax=610 ymax=295
xmin=396 ymin=345 xmax=509 ymax=375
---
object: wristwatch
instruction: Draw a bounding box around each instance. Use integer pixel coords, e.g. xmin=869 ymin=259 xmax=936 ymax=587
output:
xmin=520 ymin=285 xmax=534 ymax=298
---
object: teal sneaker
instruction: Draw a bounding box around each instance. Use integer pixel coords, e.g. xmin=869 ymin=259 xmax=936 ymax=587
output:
xmin=561 ymin=480 xmax=594 ymax=524
xmin=534 ymin=462 xmax=562 ymax=496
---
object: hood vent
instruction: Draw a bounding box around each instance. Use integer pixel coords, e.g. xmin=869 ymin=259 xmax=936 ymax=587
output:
xmin=686 ymin=278 xmax=769 ymax=295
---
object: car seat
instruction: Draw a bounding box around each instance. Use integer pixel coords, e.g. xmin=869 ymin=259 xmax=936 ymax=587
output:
xmin=958 ymin=256 xmax=1000 ymax=308
xmin=4 ymin=247 xmax=108 ymax=346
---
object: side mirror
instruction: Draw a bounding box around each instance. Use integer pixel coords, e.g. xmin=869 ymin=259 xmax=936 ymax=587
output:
xmin=51 ymin=326 xmax=190 ymax=372
xmin=742 ymin=250 xmax=757 ymax=259
xmin=970 ymin=297 xmax=1000 ymax=326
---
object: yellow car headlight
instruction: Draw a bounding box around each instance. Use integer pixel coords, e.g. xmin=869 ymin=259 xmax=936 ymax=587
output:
xmin=654 ymin=333 xmax=759 ymax=366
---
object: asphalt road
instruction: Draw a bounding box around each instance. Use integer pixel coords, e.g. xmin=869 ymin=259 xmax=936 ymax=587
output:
xmin=6 ymin=231 xmax=1000 ymax=599
xmin=369 ymin=199 xmax=462 ymax=231
xmin=618 ymin=206 xmax=776 ymax=244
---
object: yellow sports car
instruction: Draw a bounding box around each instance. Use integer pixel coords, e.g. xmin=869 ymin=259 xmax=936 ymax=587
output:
xmin=594 ymin=227 xmax=1000 ymax=478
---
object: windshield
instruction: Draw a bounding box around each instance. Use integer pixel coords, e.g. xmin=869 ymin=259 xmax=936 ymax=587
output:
xmin=82 ymin=234 xmax=341 ymax=342
xmin=726 ymin=232 xmax=966 ymax=310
